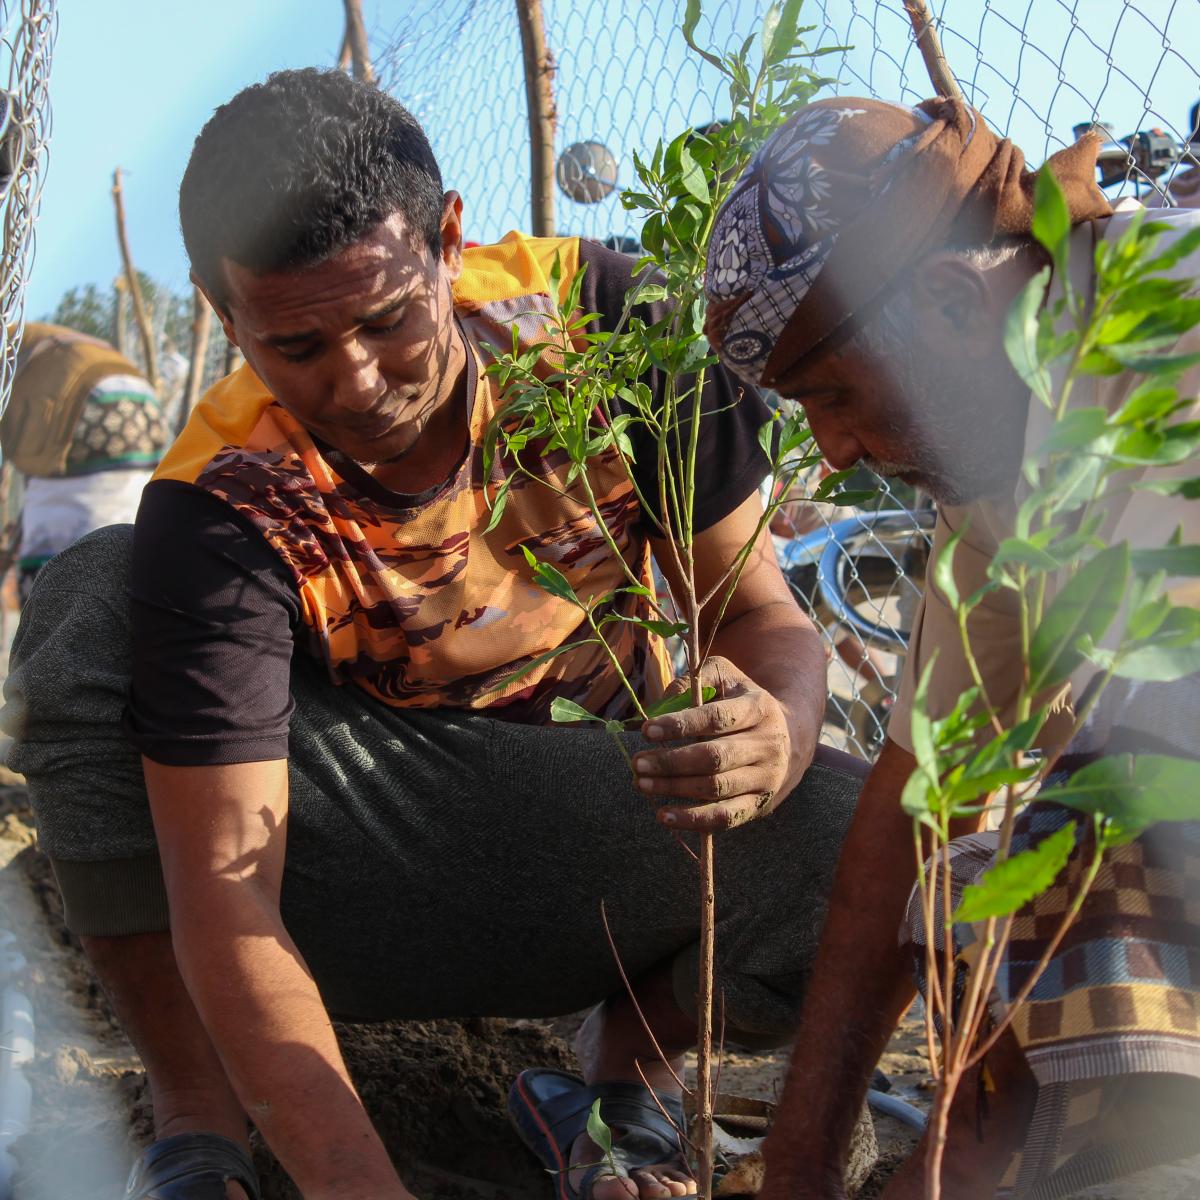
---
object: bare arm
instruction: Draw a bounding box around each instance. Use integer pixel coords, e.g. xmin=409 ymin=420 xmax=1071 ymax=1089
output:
xmin=144 ymin=757 xmax=413 ymax=1200
xmin=759 ymin=738 xmax=921 ymax=1199
xmin=640 ymin=490 xmax=827 ymax=831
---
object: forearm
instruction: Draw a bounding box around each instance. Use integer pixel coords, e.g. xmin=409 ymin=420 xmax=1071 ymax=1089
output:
xmin=762 ymin=739 xmax=919 ymax=1193
xmin=708 ymin=600 xmax=826 ymax=763
xmin=172 ymin=883 xmax=406 ymax=1199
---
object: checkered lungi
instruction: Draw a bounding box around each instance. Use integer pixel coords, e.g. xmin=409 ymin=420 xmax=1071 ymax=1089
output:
xmin=904 ymin=799 xmax=1200 ymax=1199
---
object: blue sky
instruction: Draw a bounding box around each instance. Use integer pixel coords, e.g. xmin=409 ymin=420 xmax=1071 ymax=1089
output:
xmin=27 ymin=0 xmax=1200 ymax=319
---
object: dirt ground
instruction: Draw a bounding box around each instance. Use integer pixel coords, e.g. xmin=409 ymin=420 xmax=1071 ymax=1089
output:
xmin=0 ymin=784 xmax=923 ymax=1199
xmin=2 ymin=783 xmax=1197 ymax=1200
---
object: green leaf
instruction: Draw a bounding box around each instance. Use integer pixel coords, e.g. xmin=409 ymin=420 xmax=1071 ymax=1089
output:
xmin=1040 ymin=753 xmax=1200 ymax=845
xmin=761 ymin=2 xmax=782 ymax=61
xmin=644 ymin=685 xmax=717 ymax=720
xmin=932 ymin=522 xmax=967 ymax=609
xmin=1031 ymin=166 xmax=1071 ymax=273
xmin=638 ymin=619 xmax=690 ymax=638
xmin=1142 ymin=224 xmax=1200 ymax=273
xmin=550 ymin=697 xmax=605 ymax=725
xmin=908 ymin=656 xmax=939 ymax=788
xmin=1116 ymin=606 xmax=1200 ymax=682
xmin=520 ymin=545 xmax=582 ymax=606
xmin=586 ymin=1099 xmax=613 ymax=1156
xmin=812 ymin=467 xmax=856 ymax=501
xmin=676 ymin=144 xmax=710 ymax=205
xmin=1028 ymin=544 xmax=1129 ymax=694
xmin=483 ymin=477 xmax=513 ymax=534
xmin=758 ymin=416 xmax=776 ymax=460
xmin=992 ymin=536 xmax=1060 ymax=574
xmin=1130 ymin=544 xmax=1200 ymax=577
xmin=900 ymin=766 xmax=937 ymax=832
xmin=501 ymin=640 xmax=598 ymax=689
xmin=1003 ymin=266 xmax=1053 ymax=407
xmin=1136 ymin=475 xmax=1200 ymax=500
xmin=1035 ymin=407 xmax=1111 ymax=456
xmin=954 ymin=823 xmax=1076 ymax=923
xmin=607 ymin=613 xmax=690 ymax=638
xmin=765 ymin=0 xmax=804 ymax=65
xmin=830 ymin=489 xmax=877 ymax=506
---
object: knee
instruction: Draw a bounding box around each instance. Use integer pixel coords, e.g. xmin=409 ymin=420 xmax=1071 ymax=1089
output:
xmin=2 ymin=524 xmax=136 ymax=743
xmin=21 ymin=523 xmax=135 ymax=614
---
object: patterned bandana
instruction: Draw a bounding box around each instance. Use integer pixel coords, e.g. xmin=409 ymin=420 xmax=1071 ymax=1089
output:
xmin=704 ymin=96 xmax=1113 ymax=393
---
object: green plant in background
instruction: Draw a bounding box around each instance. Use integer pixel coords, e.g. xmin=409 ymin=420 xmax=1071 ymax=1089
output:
xmin=902 ymin=172 xmax=1200 ymax=1200
xmin=483 ymin=3 xmax=854 ymax=1195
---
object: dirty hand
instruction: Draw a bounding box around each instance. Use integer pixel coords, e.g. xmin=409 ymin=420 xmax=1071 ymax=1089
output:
xmin=634 ymin=656 xmax=808 ymax=832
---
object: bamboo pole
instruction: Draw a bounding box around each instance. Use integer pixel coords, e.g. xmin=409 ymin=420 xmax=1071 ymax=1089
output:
xmin=341 ymin=0 xmax=375 ymax=84
xmin=177 ymin=287 xmax=213 ymax=434
xmin=902 ymin=0 xmax=963 ymax=101
xmin=515 ymin=0 xmax=557 ymax=237
xmin=111 ymin=168 xmax=159 ymax=391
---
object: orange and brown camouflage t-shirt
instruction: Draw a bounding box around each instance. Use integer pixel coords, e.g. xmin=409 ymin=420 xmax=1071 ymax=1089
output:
xmin=126 ymin=235 xmax=770 ymax=764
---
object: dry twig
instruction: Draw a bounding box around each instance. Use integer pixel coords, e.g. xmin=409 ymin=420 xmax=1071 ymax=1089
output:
xmin=902 ymin=0 xmax=963 ymax=100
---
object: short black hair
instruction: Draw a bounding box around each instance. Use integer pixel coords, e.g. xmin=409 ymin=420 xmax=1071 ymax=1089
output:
xmin=180 ymin=68 xmax=444 ymax=305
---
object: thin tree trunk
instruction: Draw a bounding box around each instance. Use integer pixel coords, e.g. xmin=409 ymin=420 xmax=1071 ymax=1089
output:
xmin=902 ymin=0 xmax=963 ymax=101
xmin=178 ymin=287 xmax=213 ymax=434
xmin=515 ymin=0 xmax=557 ymax=237
xmin=111 ymin=168 xmax=159 ymax=392
xmin=336 ymin=29 xmax=351 ymax=73
xmin=695 ymin=831 xmax=716 ymax=1200
xmin=341 ymin=0 xmax=375 ymax=84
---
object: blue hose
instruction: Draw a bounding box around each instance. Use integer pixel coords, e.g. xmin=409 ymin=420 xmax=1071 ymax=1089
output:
xmin=866 ymin=1088 xmax=928 ymax=1132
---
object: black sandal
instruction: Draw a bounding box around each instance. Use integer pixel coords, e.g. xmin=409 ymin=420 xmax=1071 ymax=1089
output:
xmin=124 ymin=1132 xmax=261 ymax=1200
xmin=509 ymin=1068 xmax=695 ymax=1200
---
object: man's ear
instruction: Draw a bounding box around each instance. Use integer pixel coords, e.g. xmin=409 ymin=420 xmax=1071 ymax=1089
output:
xmin=189 ymin=271 xmax=239 ymax=348
xmin=908 ymin=251 xmax=994 ymax=359
xmin=439 ymin=190 xmax=464 ymax=280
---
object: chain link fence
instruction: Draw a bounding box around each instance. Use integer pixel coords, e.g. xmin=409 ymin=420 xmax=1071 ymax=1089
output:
xmin=373 ymin=0 xmax=1197 ymax=758
xmin=0 ymin=0 xmax=55 ymax=412
xmin=0 ymin=0 xmax=55 ymax=617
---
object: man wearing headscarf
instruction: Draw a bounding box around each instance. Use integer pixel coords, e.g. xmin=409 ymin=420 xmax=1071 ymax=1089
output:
xmin=706 ymin=97 xmax=1200 ymax=1199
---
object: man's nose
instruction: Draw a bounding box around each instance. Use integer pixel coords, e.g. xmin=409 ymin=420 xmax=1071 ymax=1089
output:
xmin=806 ymin=413 xmax=866 ymax=471
xmin=331 ymin=341 xmax=385 ymax=414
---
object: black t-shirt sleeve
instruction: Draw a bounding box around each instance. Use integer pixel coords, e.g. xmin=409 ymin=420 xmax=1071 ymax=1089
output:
xmin=124 ymin=479 xmax=301 ymax=766
xmin=576 ymin=238 xmax=771 ymax=534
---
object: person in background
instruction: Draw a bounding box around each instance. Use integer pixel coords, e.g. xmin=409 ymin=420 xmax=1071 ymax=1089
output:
xmin=0 ymin=322 xmax=168 ymax=601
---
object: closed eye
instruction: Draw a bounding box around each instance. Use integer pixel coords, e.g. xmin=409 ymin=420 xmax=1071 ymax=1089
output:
xmin=274 ymin=312 xmax=406 ymax=363
xmin=278 ymin=342 xmax=318 ymax=364
xmin=365 ymin=312 xmax=407 ymax=336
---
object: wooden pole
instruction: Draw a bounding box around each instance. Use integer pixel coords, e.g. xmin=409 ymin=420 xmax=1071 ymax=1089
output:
xmin=341 ymin=0 xmax=375 ymax=84
xmin=177 ymin=287 xmax=213 ymax=434
xmin=112 ymin=276 xmax=128 ymax=357
xmin=902 ymin=0 xmax=963 ymax=101
xmin=111 ymin=168 xmax=159 ymax=392
xmin=515 ymin=0 xmax=557 ymax=237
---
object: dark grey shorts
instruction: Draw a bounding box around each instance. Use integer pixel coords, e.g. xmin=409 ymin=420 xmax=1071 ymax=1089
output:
xmin=2 ymin=525 xmax=863 ymax=1044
